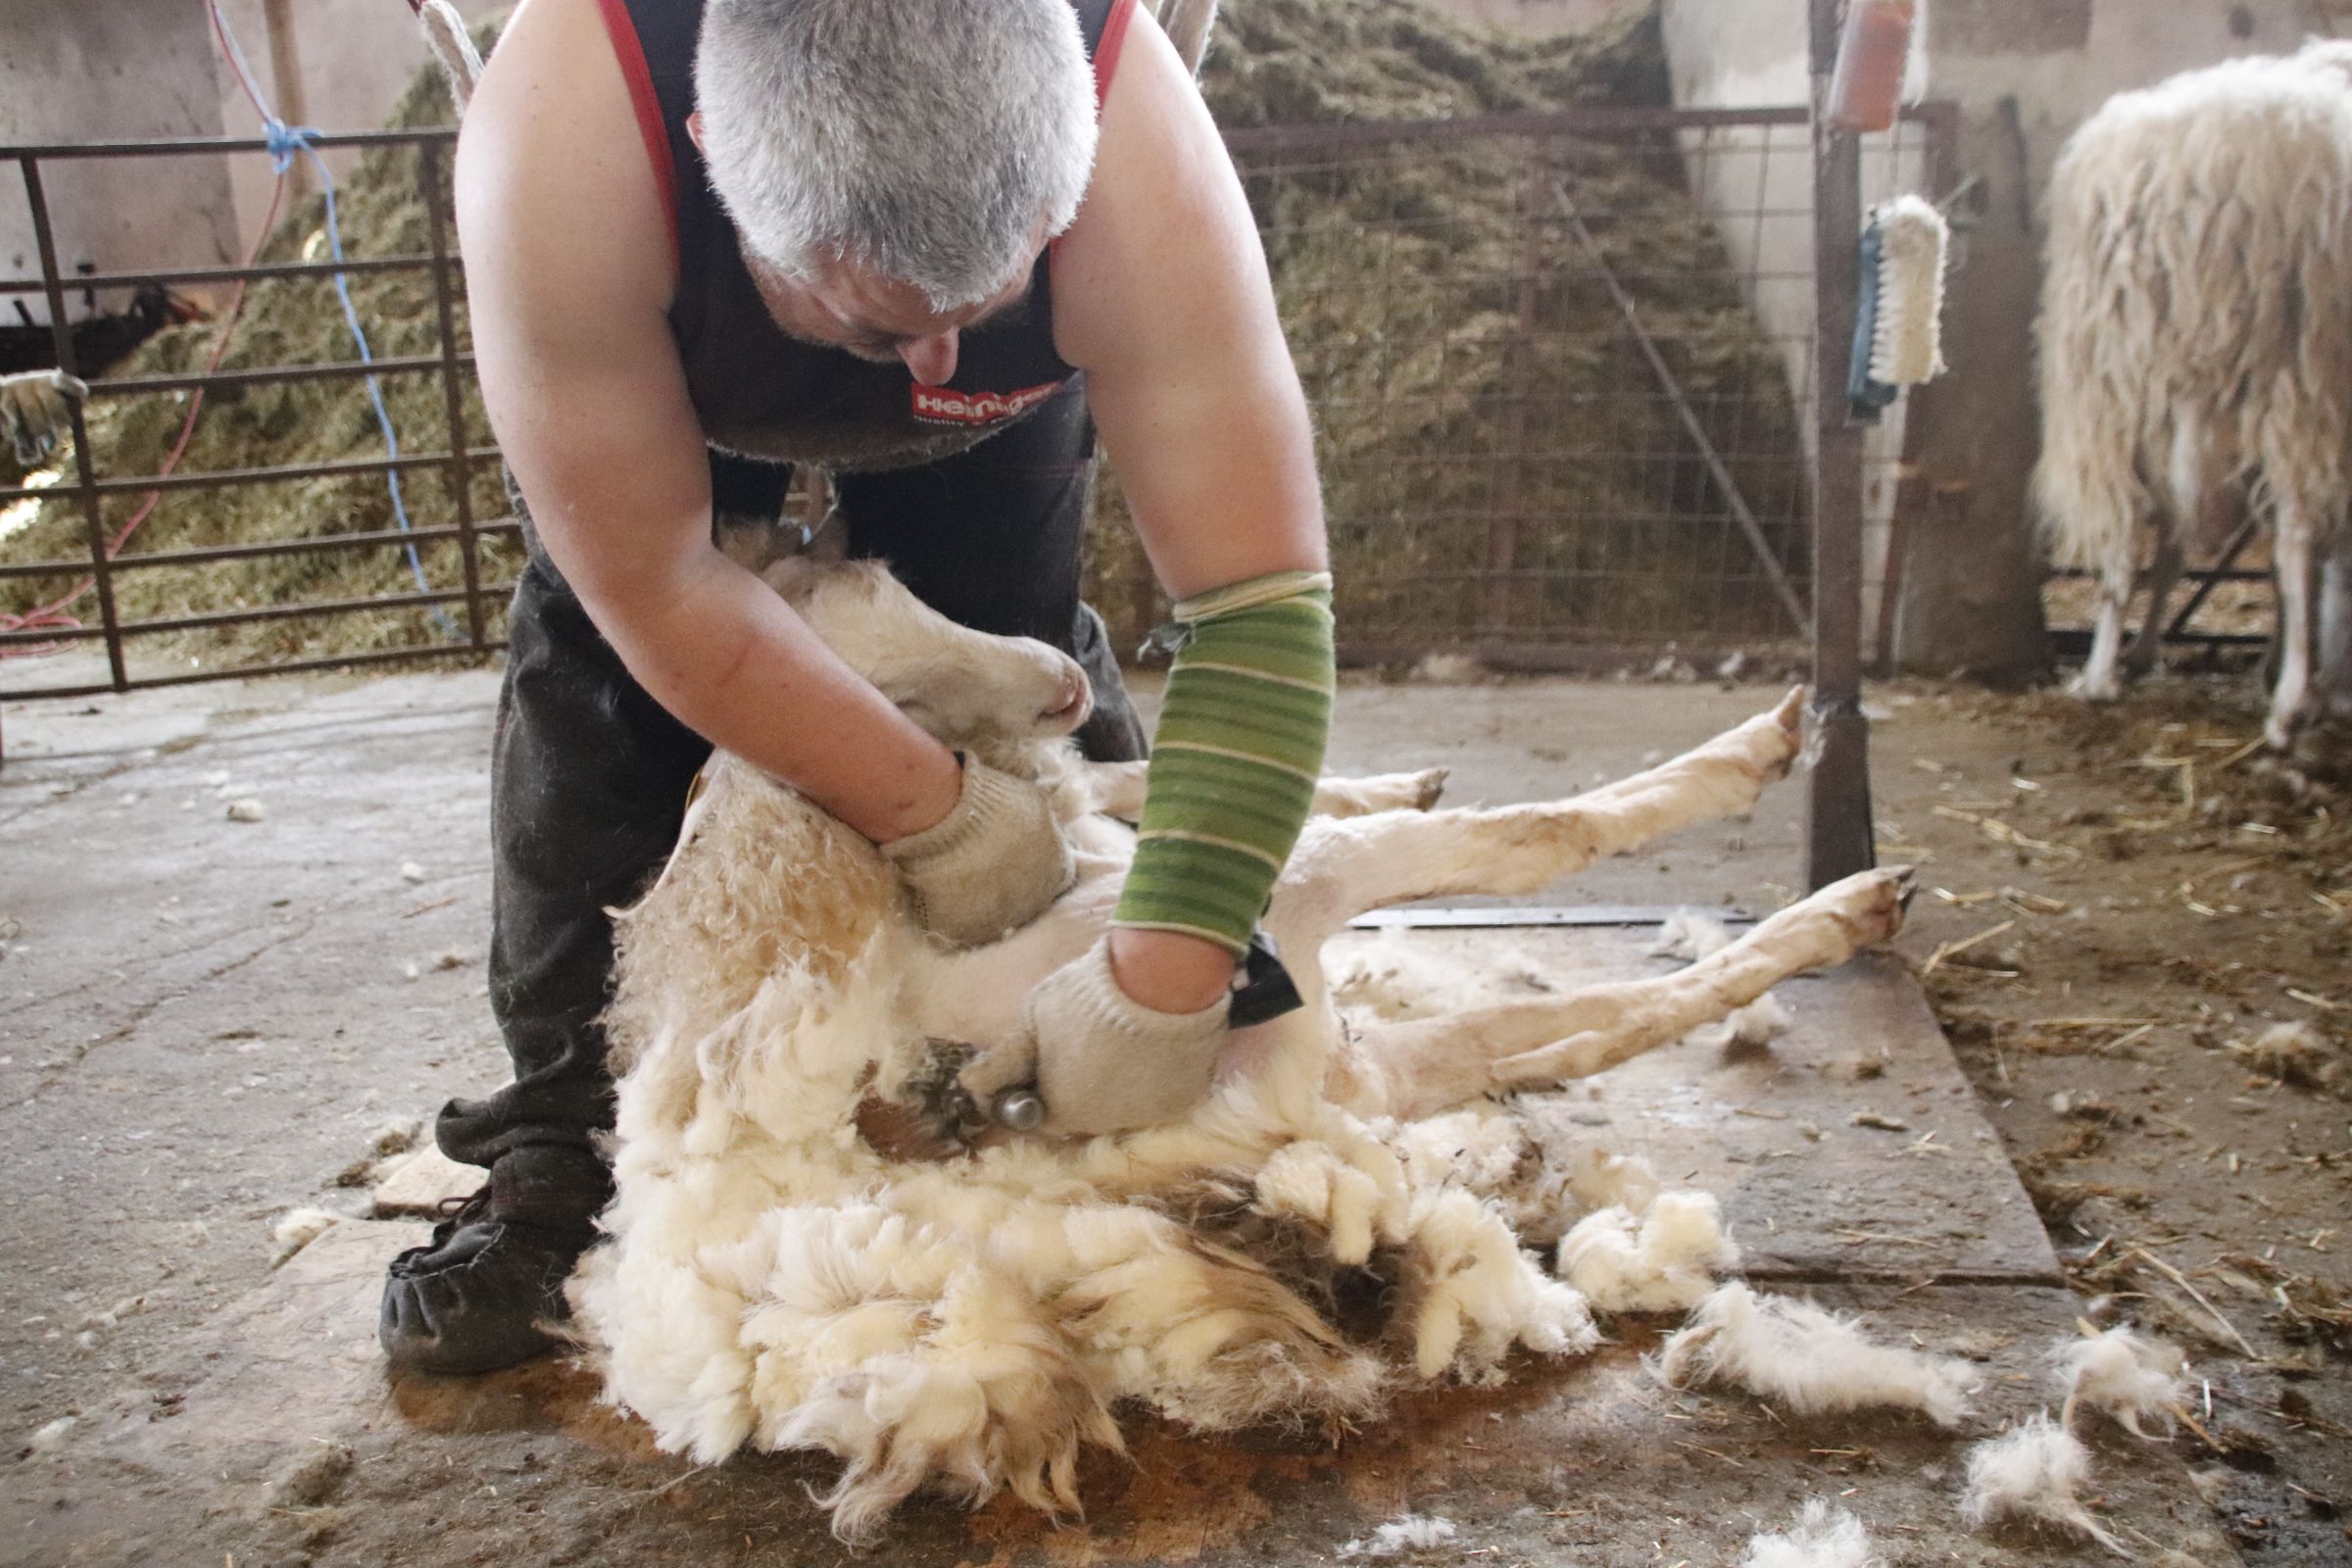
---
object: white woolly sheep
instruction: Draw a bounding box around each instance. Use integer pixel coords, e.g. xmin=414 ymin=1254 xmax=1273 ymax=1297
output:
xmin=564 ymin=558 xmax=1911 ymax=1541
xmin=2036 ymin=39 xmax=2352 ymax=748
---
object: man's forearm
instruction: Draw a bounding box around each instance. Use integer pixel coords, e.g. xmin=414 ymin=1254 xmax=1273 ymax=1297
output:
xmin=588 ymin=548 xmax=960 ymax=843
xmin=1113 ymin=568 xmax=1336 ymax=950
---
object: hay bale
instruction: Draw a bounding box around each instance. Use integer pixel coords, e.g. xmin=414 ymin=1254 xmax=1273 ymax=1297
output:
xmin=1085 ymin=0 xmax=1803 ymax=653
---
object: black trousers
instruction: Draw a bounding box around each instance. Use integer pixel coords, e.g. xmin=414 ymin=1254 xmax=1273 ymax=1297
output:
xmin=438 ymin=385 xmax=1149 ymax=1167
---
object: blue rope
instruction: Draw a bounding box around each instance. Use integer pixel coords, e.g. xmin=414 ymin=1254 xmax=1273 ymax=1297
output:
xmin=264 ymin=122 xmax=450 ymax=631
xmin=213 ymin=0 xmax=452 ymax=636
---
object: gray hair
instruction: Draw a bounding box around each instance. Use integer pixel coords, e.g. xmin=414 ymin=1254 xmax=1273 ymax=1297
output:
xmin=695 ymin=0 xmax=1101 ymax=308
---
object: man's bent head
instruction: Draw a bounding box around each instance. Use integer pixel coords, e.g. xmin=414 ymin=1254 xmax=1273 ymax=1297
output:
xmin=694 ymin=0 xmax=1100 ymax=313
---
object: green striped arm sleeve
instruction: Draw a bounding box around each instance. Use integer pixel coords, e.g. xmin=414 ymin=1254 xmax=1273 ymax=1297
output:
xmin=1112 ymin=569 xmax=1336 ymax=954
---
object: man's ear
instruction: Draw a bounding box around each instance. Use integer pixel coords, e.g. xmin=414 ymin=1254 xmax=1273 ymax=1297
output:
xmin=686 ymin=111 xmax=707 ymax=154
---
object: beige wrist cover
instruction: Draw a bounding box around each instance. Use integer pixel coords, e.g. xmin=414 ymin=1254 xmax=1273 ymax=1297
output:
xmin=964 ymin=940 xmax=1229 ymax=1136
xmin=881 ymin=756 xmax=1073 ymax=947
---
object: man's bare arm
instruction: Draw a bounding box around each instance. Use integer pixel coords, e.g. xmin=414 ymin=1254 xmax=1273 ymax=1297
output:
xmin=1051 ymin=9 xmax=1332 ymax=1013
xmin=1052 ymin=9 xmax=1327 ymax=598
xmin=457 ymin=0 xmax=958 ymax=843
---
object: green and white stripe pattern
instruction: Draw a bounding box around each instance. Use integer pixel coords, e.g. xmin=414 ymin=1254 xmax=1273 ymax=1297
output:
xmin=1112 ymin=568 xmax=1336 ymax=954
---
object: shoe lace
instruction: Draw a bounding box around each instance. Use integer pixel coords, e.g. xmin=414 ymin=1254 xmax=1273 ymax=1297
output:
xmin=435 ymin=1185 xmax=495 ymax=1226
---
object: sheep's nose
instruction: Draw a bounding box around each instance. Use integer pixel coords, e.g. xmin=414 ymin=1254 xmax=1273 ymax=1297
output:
xmin=1040 ymin=666 xmax=1092 ymax=730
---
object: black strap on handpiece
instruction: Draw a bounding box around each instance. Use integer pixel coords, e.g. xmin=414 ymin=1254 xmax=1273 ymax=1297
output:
xmin=1227 ymin=927 xmax=1304 ymax=1029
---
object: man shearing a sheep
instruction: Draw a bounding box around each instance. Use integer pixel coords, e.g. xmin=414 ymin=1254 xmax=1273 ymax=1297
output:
xmin=379 ymin=0 xmax=1337 ymax=1375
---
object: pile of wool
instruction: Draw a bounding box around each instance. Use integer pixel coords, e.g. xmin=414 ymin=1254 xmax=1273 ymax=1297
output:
xmin=1556 ymin=1188 xmax=1739 ymax=1314
xmin=1338 ymin=1513 xmax=1458 ymax=1558
xmin=1654 ymin=1283 xmax=1975 ymax=1427
xmin=2056 ymin=1325 xmax=2188 ymax=1438
xmin=1739 ymin=1499 xmax=1882 ymax=1568
xmin=1956 ymin=1328 xmax=2187 ymax=1553
xmin=2230 ymin=1021 xmax=2343 ymax=1092
xmin=1959 ymin=1413 xmax=2125 ymax=1552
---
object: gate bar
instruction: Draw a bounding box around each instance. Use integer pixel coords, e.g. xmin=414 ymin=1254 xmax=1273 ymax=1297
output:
xmin=21 ymin=154 xmax=127 ymax=694
xmin=1802 ymin=0 xmax=1878 ymax=889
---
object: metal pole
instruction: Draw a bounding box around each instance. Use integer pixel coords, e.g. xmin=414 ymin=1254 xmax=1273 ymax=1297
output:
xmin=262 ymin=0 xmax=311 ymax=199
xmin=417 ymin=143 xmax=485 ymax=647
xmin=23 ymin=156 xmax=129 ymax=694
xmin=1803 ymin=0 xmax=1877 ymax=888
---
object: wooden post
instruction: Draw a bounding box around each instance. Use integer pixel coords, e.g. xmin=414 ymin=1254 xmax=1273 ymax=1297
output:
xmin=1803 ymin=0 xmax=1877 ymax=890
xmin=262 ymin=0 xmax=310 ymax=198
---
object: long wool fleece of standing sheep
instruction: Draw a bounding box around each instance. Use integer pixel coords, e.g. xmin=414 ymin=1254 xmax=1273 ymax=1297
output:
xmin=2036 ymin=38 xmax=2352 ymax=745
xmin=564 ymin=559 xmax=1911 ymax=1543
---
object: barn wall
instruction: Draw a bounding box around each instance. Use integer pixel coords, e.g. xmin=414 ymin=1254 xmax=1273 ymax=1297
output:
xmin=0 ymin=0 xmax=240 ymax=326
xmin=1660 ymin=0 xmax=2323 ymax=681
xmin=0 ymin=0 xmax=498 ymax=329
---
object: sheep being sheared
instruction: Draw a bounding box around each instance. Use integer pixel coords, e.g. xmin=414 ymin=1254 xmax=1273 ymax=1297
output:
xmin=567 ymin=558 xmax=1910 ymax=1541
xmin=2036 ymin=38 xmax=2352 ymax=747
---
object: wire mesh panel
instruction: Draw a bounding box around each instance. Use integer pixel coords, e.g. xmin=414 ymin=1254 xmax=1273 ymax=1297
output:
xmin=1086 ymin=107 xmax=1839 ymax=665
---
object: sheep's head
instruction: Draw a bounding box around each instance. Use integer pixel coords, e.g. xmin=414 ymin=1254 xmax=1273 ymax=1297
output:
xmin=762 ymin=559 xmax=1093 ymax=751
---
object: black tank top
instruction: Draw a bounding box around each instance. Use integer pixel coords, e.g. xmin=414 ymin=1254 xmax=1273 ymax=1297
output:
xmin=602 ymin=0 xmax=1131 ymax=472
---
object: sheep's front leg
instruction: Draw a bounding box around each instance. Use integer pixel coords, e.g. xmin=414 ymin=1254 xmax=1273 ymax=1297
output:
xmin=1269 ymin=689 xmax=1805 ymax=961
xmin=1077 ymin=760 xmax=1447 ymax=821
xmin=1332 ymin=867 xmax=1911 ymax=1120
xmin=2075 ymin=570 xmax=2131 ymax=702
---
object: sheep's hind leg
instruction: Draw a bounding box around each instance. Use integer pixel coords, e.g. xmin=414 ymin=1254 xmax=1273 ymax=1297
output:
xmin=1078 ymin=761 xmax=1447 ymax=821
xmin=1270 ymin=689 xmax=1805 ymax=959
xmin=2123 ymin=531 xmax=2184 ymax=679
xmin=2268 ymin=497 xmax=2323 ymax=751
xmin=1338 ymin=867 xmax=1911 ymax=1120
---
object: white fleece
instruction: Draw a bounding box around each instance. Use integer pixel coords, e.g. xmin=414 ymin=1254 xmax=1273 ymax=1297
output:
xmin=1654 ymin=1283 xmax=1974 ymax=1428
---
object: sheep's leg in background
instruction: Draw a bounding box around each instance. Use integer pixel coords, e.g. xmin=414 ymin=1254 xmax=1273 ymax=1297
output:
xmin=1307 ymin=768 xmax=1450 ymax=817
xmin=1268 ymin=691 xmax=1804 ymax=964
xmin=1079 ymin=761 xmax=1447 ymax=821
xmin=2316 ymin=544 xmax=2352 ymax=722
xmin=2074 ymin=553 xmax=2133 ymax=702
xmin=1333 ymin=867 xmax=1910 ymax=1120
xmin=2268 ymin=497 xmax=2324 ymax=749
xmin=2123 ymin=529 xmax=2184 ymax=678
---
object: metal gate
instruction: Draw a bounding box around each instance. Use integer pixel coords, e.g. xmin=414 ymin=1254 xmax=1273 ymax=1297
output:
xmin=4 ymin=91 xmax=1943 ymax=890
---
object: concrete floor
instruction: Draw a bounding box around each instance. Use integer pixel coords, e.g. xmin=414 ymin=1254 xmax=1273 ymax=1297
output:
xmin=0 ymin=665 xmax=2236 ymax=1566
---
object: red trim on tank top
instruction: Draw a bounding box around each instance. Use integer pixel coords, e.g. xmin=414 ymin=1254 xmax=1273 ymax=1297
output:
xmin=594 ymin=0 xmax=680 ymax=265
xmin=1052 ymin=0 xmax=1142 ymax=282
xmin=1094 ymin=0 xmax=1139 ymax=106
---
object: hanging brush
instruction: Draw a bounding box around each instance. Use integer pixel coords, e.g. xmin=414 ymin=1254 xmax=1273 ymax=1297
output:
xmin=1847 ymin=193 xmax=1949 ymax=421
xmin=415 ymin=0 xmax=485 ymax=113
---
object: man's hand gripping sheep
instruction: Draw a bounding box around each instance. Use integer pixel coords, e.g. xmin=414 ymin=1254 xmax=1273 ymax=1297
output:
xmin=568 ymin=559 xmax=1912 ymax=1541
